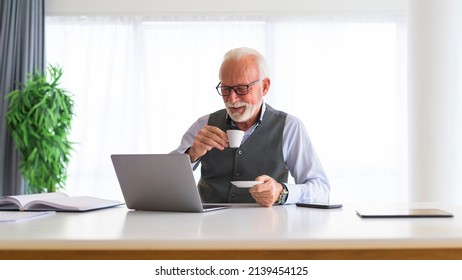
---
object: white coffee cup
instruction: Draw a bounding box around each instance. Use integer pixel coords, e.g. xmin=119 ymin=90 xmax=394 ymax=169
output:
xmin=227 ymin=130 xmax=245 ymax=148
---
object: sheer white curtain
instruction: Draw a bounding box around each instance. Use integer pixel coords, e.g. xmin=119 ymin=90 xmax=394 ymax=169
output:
xmin=45 ymin=14 xmax=407 ymax=202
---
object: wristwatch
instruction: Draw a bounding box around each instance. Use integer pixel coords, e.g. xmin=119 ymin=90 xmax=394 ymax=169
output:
xmin=277 ymin=183 xmax=289 ymax=205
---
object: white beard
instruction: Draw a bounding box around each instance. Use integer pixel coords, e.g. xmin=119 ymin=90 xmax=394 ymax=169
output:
xmin=225 ymin=100 xmax=262 ymax=123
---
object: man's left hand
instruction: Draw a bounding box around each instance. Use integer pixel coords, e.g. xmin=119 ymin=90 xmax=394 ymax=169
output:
xmin=249 ymin=175 xmax=284 ymax=207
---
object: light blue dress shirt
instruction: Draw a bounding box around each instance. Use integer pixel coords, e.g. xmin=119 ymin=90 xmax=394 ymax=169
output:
xmin=171 ymin=103 xmax=330 ymax=204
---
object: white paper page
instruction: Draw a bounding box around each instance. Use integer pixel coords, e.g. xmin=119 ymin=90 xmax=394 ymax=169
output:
xmin=4 ymin=193 xmax=68 ymax=207
xmin=0 ymin=211 xmax=55 ymax=222
xmin=25 ymin=196 xmax=123 ymax=211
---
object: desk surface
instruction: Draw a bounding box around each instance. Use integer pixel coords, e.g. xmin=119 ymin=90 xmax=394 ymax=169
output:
xmin=1 ymin=203 xmax=462 ymax=259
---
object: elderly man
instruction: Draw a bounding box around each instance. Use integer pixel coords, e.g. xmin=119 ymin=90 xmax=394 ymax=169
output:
xmin=172 ymin=47 xmax=329 ymax=207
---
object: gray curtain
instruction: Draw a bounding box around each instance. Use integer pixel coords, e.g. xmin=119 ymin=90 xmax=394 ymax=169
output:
xmin=0 ymin=0 xmax=44 ymax=195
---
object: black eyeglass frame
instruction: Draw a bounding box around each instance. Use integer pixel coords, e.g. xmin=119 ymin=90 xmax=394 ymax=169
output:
xmin=215 ymin=79 xmax=260 ymax=96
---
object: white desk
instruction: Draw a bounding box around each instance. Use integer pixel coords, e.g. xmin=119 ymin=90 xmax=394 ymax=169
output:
xmin=1 ymin=203 xmax=462 ymax=259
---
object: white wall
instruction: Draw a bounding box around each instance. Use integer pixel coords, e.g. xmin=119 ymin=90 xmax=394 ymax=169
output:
xmin=408 ymin=0 xmax=462 ymax=203
xmin=45 ymin=0 xmax=406 ymax=15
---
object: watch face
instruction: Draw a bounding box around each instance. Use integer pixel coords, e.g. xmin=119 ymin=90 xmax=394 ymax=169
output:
xmin=278 ymin=190 xmax=288 ymax=204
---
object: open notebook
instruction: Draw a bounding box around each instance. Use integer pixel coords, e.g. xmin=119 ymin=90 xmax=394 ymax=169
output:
xmin=0 ymin=192 xmax=123 ymax=212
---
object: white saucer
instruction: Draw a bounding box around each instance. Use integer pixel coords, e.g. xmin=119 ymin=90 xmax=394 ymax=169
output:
xmin=231 ymin=181 xmax=263 ymax=188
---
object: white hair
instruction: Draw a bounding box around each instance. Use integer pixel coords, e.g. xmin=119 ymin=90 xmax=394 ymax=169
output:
xmin=219 ymin=47 xmax=270 ymax=80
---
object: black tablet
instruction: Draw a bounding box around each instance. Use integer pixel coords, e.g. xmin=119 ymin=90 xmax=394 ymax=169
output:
xmin=356 ymin=208 xmax=453 ymax=218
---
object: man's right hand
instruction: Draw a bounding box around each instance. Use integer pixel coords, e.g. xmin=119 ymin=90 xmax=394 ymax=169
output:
xmin=187 ymin=125 xmax=228 ymax=162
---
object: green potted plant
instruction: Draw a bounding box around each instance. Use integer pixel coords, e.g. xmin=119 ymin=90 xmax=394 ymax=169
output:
xmin=5 ymin=65 xmax=74 ymax=194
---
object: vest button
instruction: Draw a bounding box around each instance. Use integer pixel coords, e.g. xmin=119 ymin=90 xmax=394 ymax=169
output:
xmin=231 ymin=193 xmax=237 ymax=198
xmin=237 ymin=150 xmax=243 ymax=155
xmin=235 ymin=172 xmax=241 ymax=177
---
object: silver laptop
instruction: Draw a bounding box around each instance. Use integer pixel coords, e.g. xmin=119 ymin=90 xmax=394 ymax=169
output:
xmin=111 ymin=154 xmax=227 ymax=212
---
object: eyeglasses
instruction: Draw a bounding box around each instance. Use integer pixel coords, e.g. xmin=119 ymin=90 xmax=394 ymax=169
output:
xmin=215 ymin=79 xmax=260 ymax=96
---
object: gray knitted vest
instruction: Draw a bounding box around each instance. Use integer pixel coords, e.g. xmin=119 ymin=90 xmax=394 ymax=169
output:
xmin=198 ymin=104 xmax=288 ymax=202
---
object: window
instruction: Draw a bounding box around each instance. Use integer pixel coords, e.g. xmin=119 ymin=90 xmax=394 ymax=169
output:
xmin=45 ymin=14 xmax=407 ymax=202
